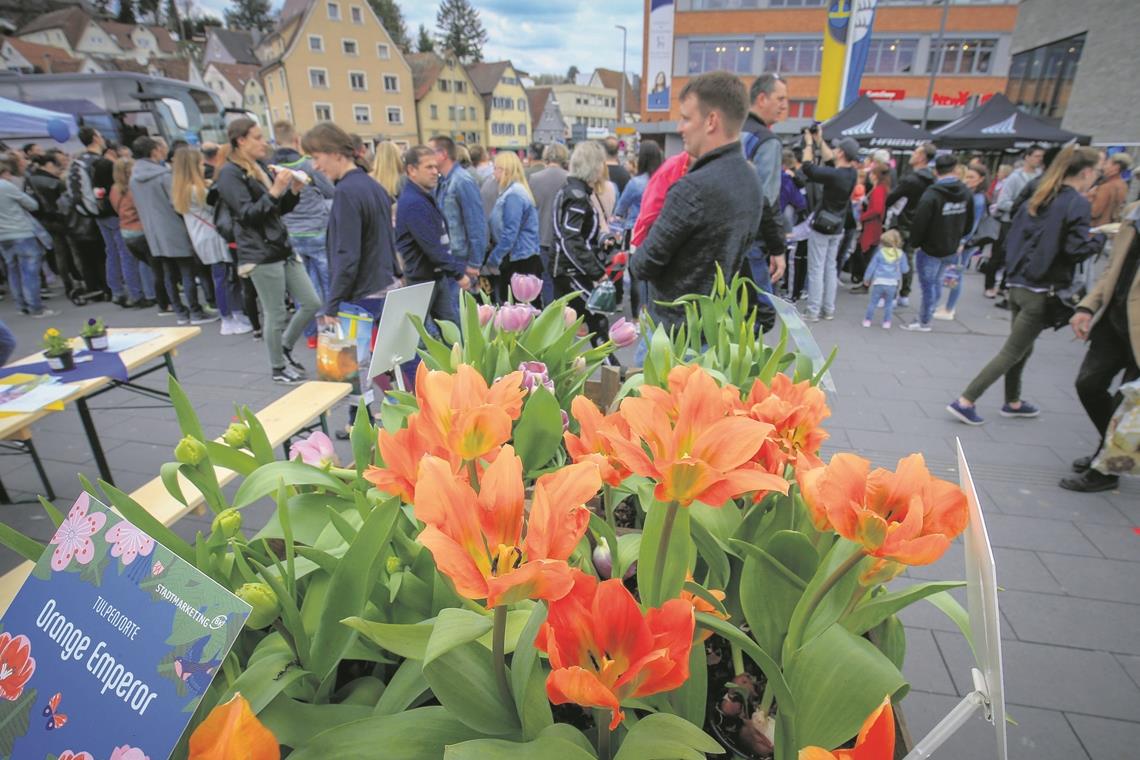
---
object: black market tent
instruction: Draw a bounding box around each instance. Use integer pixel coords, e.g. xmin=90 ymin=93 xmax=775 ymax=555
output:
xmin=932 ymin=93 xmax=1090 ymax=150
xmin=822 ymin=95 xmax=933 ymax=150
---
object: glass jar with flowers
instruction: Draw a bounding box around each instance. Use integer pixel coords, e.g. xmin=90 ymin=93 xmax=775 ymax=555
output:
xmin=41 ymin=328 xmax=74 ymax=371
xmin=80 ymin=317 xmax=108 ymax=351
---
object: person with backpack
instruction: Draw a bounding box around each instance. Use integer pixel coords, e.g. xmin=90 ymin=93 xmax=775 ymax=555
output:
xmin=67 ymin=127 xmax=111 ymax=301
xmin=800 ymin=130 xmax=859 ymax=321
xmin=885 ymin=142 xmax=936 ymax=305
xmin=948 ymin=145 xmax=1104 ymax=426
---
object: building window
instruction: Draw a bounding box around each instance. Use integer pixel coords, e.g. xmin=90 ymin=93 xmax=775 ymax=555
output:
xmin=863 ymin=38 xmax=919 ymax=74
xmin=447 ymin=105 xmax=456 ymax=120
xmin=354 ymin=105 xmax=372 ymax=124
xmin=787 ymin=100 xmax=815 ymax=119
xmin=430 ymin=104 xmax=438 ymax=119
xmin=349 ymin=71 xmax=366 ymax=90
xmin=350 ymin=5 xmax=363 ymax=23
xmin=386 ymin=106 xmax=403 ymax=124
xmin=327 ymin=2 xmax=340 ymax=20
xmin=929 ymin=38 xmax=997 ymax=75
xmin=688 ymin=40 xmax=754 ymax=75
xmin=284 ymin=104 xmax=292 ymax=121
xmin=315 ymin=103 xmax=333 ymax=121
xmin=519 ymin=124 xmax=527 ymax=137
xmin=764 ymin=38 xmax=824 ymax=74
xmin=517 ymin=97 xmax=525 ymax=110
xmin=342 ymin=39 xmax=358 ymax=55
xmin=439 ymin=79 xmax=451 ymax=92
xmin=383 ymin=74 xmax=399 ymax=92
xmin=308 ymin=35 xmax=323 ymax=52
xmin=377 ymin=43 xmax=390 ymax=59
xmin=279 ymin=71 xmax=285 ymax=88
xmin=1006 ymin=33 xmax=1085 ymax=123
xmin=309 ymin=68 xmax=329 ymax=88
xmin=456 ymin=81 xmax=466 ymax=93
xmin=267 ymin=79 xmax=273 ymax=94
xmin=469 ymin=106 xmax=478 ymax=120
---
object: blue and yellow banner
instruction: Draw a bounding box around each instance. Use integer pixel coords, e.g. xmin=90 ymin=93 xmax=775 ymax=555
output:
xmin=842 ymin=0 xmax=880 ymax=109
xmin=817 ymin=0 xmax=853 ymax=121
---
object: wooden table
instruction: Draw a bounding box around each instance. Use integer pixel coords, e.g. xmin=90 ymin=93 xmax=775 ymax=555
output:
xmin=1 ymin=327 xmax=200 ymax=491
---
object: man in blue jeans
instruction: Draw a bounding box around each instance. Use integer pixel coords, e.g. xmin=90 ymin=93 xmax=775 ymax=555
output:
xmin=272 ymin=121 xmax=335 ymax=341
xmin=430 ymin=135 xmax=487 ymax=289
xmin=0 ymin=156 xmax=57 ymax=318
xmin=742 ymin=73 xmax=789 ymax=321
xmin=904 ymin=154 xmax=973 ymax=332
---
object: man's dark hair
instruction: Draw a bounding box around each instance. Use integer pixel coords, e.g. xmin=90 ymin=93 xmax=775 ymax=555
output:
xmin=169 ymin=139 xmax=189 ymax=157
xmin=22 ymin=142 xmax=37 ymax=154
xmin=302 ymin=122 xmax=355 ymax=159
xmin=274 ymin=121 xmax=296 ymax=145
xmin=679 ymin=71 xmax=748 ymax=133
xmin=603 ymin=136 xmax=619 ymax=158
xmin=202 ymin=144 xmax=219 ymax=160
xmin=934 ymin=153 xmax=958 ymax=175
xmin=404 ymin=145 xmax=435 ymax=170
xmin=36 ymin=149 xmax=64 ymax=168
xmin=468 ymin=144 xmax=486 ymax=165
xmin=131 ymin=135 xmax=160 ymax=160
xmin=636 ymin=141 xmax=663 ymax=177
xmin=749 ymin=73 xmax=783 ymax=103
xmin=78 ymin=126 xmax=99 ymax=147
xmin=430 ymin=135 xmax=457 ymax=161
xmin=916 ymin=142 xmax=936 ymax=163
xmin=1026 ymin=144 xmax=1045 ymax=157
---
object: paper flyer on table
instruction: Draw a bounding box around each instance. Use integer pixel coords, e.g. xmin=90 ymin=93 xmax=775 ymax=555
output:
xmin=0 ymin=375 xmax=75 ymax=414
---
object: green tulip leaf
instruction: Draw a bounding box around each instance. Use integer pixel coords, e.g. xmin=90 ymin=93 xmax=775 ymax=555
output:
xmin=612 ymin=712 xmax=722 ymax=760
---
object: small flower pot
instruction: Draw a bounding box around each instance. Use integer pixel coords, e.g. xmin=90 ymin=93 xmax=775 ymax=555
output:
xmin=46 ymin=350 xmax=75 ymax=372
xmin=83 ymin=332 xmax=109 ymax=351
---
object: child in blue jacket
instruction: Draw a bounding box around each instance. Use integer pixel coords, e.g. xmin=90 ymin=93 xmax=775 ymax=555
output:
xmin=862 ymin=229 xmax=910 ymax=329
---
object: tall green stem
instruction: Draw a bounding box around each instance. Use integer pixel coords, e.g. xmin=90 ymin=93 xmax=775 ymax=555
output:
xmin=595 ymin=709 xmax=613 ymax=760
xmin=467 ymin=460 xmax=480 ymax=490
xmin=785 ymin=549 xmax=865 ymax=654
xmin=650 ymin=500 xmax=680 ymax=607
xmin=603 ymin=484 xmax=617 ymax=532
xmin=492 ymin=605 xmax=513 ymax=708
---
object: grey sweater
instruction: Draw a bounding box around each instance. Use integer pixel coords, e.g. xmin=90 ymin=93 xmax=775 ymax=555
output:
xmin=129 ymin=159 xmax=196 ymax=259
xmin=0 ymin=179 xmax=37 ymax=241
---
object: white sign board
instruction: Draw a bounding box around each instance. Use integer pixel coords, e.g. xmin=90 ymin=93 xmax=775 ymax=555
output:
xmin=366 ymin=281 xmax=436 ymax=386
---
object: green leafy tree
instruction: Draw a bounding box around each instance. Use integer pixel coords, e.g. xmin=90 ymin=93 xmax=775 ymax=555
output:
xmin=138 ymin=0 xmax=161 ymax=24
xmin=116 ymin=0 xmax=137 ymax=24
xmin=368 ymin=0 xmax=411 ymax=52
xmin=224 ymin=0 xmax=273 ymax=34
xmin=435 ymin=0 xmax=487 ymax=64
xmin=566 ymin=65 xmax=579 ymax=83
xmin=416 ymin=23 xmax=434 ymax=53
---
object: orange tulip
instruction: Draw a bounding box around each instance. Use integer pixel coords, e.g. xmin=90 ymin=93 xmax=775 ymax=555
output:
xmin=603 ymin=365 xmax=789 ymax=506
xmin=188 ymin=693 xmax=279 ymax=760
xmin=413 ymin=446 xmax=602 ymax=607
xmin=797 ymin=453 xmax=968 ymax=567
xmin=742 ymin=374 xmax=831 ymax=472
xmin=563 ymin=395 xmax=633 ymax=488
xmin=799 ymin=697 xmax=895 ymax=760
xmin=414 ymin=362 xmax=526 ymax=461
xmin=680 ymin=573 xmax=728 ymax=641
xmin=536 ymin=569 xmax=695 ymax=730
xmin=364 ymin=416 xmax=437 ymax=503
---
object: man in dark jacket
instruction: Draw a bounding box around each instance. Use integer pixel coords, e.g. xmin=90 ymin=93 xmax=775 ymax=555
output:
xmin=27 ymin=151 xmax=78 ymax=297
xmin=303 ymin=123 xmax=401 ymax=320
xmin=396 ymin=145 xmax=470 ymax=339
xmin=905 ymin=154 xmax=974 ymax=331
xmin=630 ymin=71 xmax=760 ymax=331
xmin=886 ymin=142 xmax=936 ymax=302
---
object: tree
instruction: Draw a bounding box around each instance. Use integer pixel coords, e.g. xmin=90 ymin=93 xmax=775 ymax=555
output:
xmin=368 ymin=0 xmax=411 ymax=52
xmin=416 ymin=24 xmax=434 ymax=53
xmin=435 ymin=0 xmax=487 ymax=64
xmin=93 ymin=0 xmax=111 ymax=15
xmin=138 ymin=0 xmax=161 ymax=24
xmin=116 ymin=0 xmax=137 ymax=24
xmin=566 ymin=65 xmax=579 ymax=83
xmin=224 ymin=0 xmax=273 ymax=33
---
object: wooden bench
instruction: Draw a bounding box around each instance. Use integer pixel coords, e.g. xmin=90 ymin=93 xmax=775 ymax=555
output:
xmin=0 ymin=380 xmax=351 ymax=614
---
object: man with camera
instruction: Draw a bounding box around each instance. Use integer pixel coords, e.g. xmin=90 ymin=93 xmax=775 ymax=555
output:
xmin=800 ymin=126 xmax=858 ymax=321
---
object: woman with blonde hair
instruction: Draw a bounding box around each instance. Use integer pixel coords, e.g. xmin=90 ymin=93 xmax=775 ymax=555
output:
xmin=949 ymin=145 xmax=1104 ymax=426
xmin=370 ymin=141 xmax=404 ymax=202
xmin=487 ymin=151 xmax=541 ymax=303
xmin=171 ymin=147 xmax=252 ymax=336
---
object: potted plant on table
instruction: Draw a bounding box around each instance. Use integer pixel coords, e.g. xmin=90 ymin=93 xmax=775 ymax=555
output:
xmin=80 ymin=317 xmax=109 ymax=351
xmin=41 ymin=327 xmax=74 ymax=372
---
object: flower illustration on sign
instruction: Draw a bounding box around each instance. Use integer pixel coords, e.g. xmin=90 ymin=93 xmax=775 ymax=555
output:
xmin=151 ymin=560 xmax=165 ymax=576
xmin=105 ymin=521 xmax=155 ymax=566
xmin=0 ymin=632 xmax=35 ymax=700
xmin=58 ymin=752 xmax=95 ymax=760
xmin=49 ymin=493 xmax=107 ymax=572
xmin=109 ymin=745 xmax=150 ymax=760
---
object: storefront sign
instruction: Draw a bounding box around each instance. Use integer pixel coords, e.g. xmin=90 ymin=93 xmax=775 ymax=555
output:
xmin=933 ymin=91 xmax=996 ymax=107
xmin=859 ymin=88 xmax=905 ymax=101
xmin=0 ymin=494 xmax=250 ymax=760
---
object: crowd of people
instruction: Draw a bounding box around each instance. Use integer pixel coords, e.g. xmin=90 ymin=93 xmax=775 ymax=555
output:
xmin=0 ymin=65 xmax=1135 ymax=493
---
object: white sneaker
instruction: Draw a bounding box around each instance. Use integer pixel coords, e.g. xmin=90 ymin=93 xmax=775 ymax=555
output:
xmin=219 ymin=316 xmax=235 ymax=336
xmin=233 ymin=313 xmax=254 ymax=329
xmin=228 ymin=315 xmax=253 ymax=335
xmin=933 ymin=307 xmax=955 ymax=321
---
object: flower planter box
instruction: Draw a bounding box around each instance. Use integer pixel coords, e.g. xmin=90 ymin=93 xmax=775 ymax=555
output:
xmin=82 ymin=332 xmax=109 ymax=351
xmin=46 ymin=351 xmax=75 ymax=372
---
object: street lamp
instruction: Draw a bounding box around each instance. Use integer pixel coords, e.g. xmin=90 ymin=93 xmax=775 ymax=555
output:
xmin=921 ymin=0 xmax=951 ymax=131
xmin=615 ymin=24 xmax=628 ymax=127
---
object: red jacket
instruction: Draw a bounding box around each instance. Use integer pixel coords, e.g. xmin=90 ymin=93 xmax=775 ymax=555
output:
xmin=859 ymin=183 xmax=887 ymax=253
xmin=632 ymin=151 xmax=690 ymax=247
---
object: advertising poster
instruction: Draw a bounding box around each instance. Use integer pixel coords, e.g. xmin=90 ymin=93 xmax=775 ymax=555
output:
xmin=0 ymin=494 xmax=250 ymax=760
xmin=646 ymin=0 xmax=674 ymax=112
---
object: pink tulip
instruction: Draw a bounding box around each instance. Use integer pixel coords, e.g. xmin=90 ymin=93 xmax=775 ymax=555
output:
xmin=510 ymin=273 xmax=543 ymax=303
xmin=563 ymin=306 xmax=578 ymax=328
xmin=289 ymin=431 xmax=337 ymax=468
xmin=494 ymin=303 xmax=534 ymax=332
xmin=477 ymin=304 xmax=496 ymax=327
xmin=608 ymin=317 xmax=639 ymax=348
xmin=518 ymin=361 xmax=555 ymax=395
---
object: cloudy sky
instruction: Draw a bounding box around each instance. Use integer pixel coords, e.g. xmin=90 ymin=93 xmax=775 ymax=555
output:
xmin=198 ymin=0 xmax=644 ymax=78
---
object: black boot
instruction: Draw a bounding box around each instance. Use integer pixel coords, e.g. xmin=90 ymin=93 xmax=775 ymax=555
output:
xmin=1059 ymin=469 xmax=1118 ymax=493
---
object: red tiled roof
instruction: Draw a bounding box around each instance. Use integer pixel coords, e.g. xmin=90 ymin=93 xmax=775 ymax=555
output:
xmin=1 ymin=35 xmax=78 ymax=71
xmin=407 ymin=52 xmax=443 ymax=102
xmin=209 ymin=62 xmax=260 ymax=92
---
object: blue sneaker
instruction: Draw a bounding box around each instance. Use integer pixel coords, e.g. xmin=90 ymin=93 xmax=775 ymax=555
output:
xmin=1001 ymin=401 xmax=1040 ymax=418
xmin=947 ymin=400 xmax=985 ymax=426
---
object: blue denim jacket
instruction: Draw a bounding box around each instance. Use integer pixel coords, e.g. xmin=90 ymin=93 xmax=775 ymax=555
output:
xmin=438 ymin=163 xmax=488 ymax=268
xmin=614 ymin=173 xmax=649 ymax=231
xmin=488 ymin=182 xmax=540 ymax=268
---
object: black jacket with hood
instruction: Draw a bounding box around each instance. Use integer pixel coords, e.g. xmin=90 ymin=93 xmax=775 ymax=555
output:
xmin=909 ymin=177 xmax=975 ymax=258
xmin=214 ymin=160 xmax=300 ymax=268
xmin=1005 ymin=185 xmax=1104 ymax=290
xmin=886 ymin=166 xmax=934 ymax=237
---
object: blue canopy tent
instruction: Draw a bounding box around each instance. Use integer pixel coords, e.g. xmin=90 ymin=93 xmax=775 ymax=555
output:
xmin=0 ymin=96 xmax=76 ymax=143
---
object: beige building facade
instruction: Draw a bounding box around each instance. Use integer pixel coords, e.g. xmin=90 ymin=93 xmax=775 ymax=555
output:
xmin=466 ymin=61 xmax=531 ymax=151
xmin=407 ymin=52 xmax=485 ymax=145
xmin=551 ymin=82 xmax=619 ymax=139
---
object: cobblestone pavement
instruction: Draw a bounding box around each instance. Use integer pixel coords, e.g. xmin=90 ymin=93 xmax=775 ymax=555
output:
xmin=0 ymin=266 xmax=1135 ymax=758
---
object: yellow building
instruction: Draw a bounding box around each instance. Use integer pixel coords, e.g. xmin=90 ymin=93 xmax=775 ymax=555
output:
xmin=407 ymin=52 xmax=485 ymax=146
xmin=257 ymin=0 xmax=417 ymax=146
xmin=466 ymin=60 xmax=531 ymax=152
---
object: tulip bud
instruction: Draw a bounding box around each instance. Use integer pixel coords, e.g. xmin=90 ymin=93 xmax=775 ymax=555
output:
xmin=477 ymin=303 xmax=496 ymax=327
xmin=211 ymin=508 xmax=242 ymax=539
xmin=222 ymin=422 xmax=249 ymax=448
xmin=518 ymin=361 xmax=555 ymax=395
xmin=591 ymin=543 xmax=635 ymax=580
xmin=562 ymin=306 xmax=578 ymax=329
xmin=608 ymin=317 xmax=639 ymax=348
xmin=572 ymin=356 xmax=587 ymax=374
xmin=509 ymin=273 xmax=543 ymax=304
xmin=561 ymin=410 xmax=570 ymax=432
xmin=236 ymin=582 xmax=279 ymax=629
xmin=174 ymin=436 xmax=208 ymax=467
xmin=386 ymin=555 xmax=402 ymax=574
xmin=494 ymin=304 xmax=534 ymax=332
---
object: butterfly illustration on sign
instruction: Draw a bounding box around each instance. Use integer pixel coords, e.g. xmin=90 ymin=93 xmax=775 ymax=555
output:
xmin=43 ymin=691 xmax=68 ymax=730
xmin=173 ymin=637 xmax=221 ymax=696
